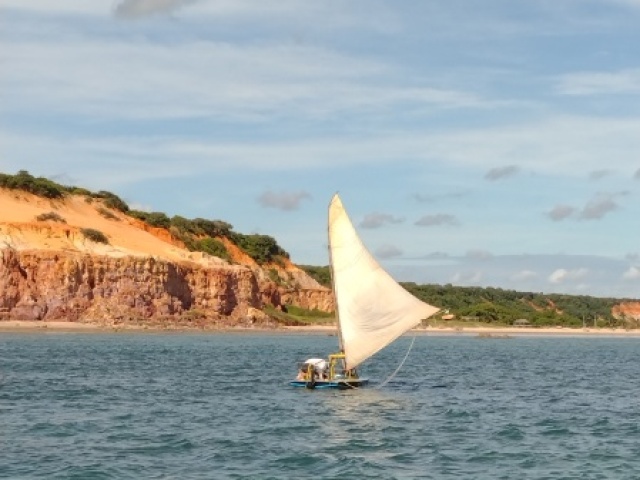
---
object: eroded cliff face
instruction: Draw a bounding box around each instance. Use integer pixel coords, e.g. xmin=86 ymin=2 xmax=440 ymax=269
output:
xmin=0 ymin=188 xmax=334 ymax=325
xmin=0 ymin=248 xmax=332 ymax=325
xmin=612 ymin=302 xmax=640 ymax=321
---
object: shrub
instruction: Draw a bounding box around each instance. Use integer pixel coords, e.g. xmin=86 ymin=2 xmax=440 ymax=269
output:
xmin=230 ymin=232 xmax=289 ymax=264
xmin=285 ymin=304 xmax=333 ymax=319
xmin=64 ymin=186 xmax=92 ymax=196
xmin=193 ymin=237 xmax=230 ymax=261
xmin=97 ymin=207 xmax=119 ymax=221
xmin=169 ymin=227 xmax=197 ymax=251
xmin=171 ymin=215 xmax=200 ymax=235
xmin=35 ymin=212 xmax=67 ymax=223
xmin=299 ymin=265 xmax=332 ymax=287
xmin=268 ymin=268 xmax=281 ymax=284
xmin=80 ymin=228 xmax=109 ymax=244
xmin=0 ymin=170 xmax=65 ymax=199
xmin=94 ymin=190 xmax=129 ymax=212
xmin=192 ymin=218 xmax=233 ymax=237
xmin=128 ymin=210 xmax=172 ymax=229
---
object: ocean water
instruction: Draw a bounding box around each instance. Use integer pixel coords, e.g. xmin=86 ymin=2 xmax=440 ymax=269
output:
xmin=2 ymin=332 xmax=640 ymax=479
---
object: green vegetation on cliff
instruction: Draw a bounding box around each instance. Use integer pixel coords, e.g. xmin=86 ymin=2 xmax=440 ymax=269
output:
xmin=1 ymin=170 xmax=288 ymax=266
xmin=299 ymin=265 xmax=331 ymax=287
xmin=0 ymin=170 xmax=66 ymax=199
xmin=403 ymin=283 xmax=626 ymax=328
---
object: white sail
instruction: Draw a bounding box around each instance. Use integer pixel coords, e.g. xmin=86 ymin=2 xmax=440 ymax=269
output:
xmin=329 ymin=194 xmax=439 ymax=370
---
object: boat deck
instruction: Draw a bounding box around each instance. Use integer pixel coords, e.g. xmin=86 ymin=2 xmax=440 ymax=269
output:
xmin=289 ymin=378 xmax=369 ymax=389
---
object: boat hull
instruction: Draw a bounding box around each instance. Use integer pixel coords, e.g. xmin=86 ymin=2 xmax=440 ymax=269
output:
xmin=289 ymin=378 xmax=369 ymax=389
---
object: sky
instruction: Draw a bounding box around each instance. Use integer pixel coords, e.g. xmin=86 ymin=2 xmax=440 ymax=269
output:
xmin=1 ymin=0 xmax=640 ymax=299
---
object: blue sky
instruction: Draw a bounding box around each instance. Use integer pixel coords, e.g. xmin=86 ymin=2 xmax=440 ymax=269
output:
xmin=1 ymin=0 xmax=640 ymax=298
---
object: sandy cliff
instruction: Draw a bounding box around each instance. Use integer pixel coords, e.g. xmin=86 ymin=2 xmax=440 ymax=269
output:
xmin=0 ymin=188 xmax=333 ymax=325
xmin=612 ymin=302 xmax=640 ymax=322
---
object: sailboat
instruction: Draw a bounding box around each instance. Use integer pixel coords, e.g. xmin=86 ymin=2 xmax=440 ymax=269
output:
xmin=290 ymin=194 xmax=440 ymax=389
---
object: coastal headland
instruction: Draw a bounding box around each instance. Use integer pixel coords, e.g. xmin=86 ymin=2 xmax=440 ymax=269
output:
xmin=1 ymin=172 xmax=639 ymax=331
xmin=0 ymin=178 xmax=333 ymax=328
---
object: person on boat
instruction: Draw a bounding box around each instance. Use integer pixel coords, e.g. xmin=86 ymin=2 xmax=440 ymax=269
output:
xmin=300 ymin=358 xmax=328 ymax=381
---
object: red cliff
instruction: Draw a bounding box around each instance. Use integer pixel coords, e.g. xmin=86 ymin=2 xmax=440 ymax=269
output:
xmin=0 ymin=188 xmax=333 ymax=326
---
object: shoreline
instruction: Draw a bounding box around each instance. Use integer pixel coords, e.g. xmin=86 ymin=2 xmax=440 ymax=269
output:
xmin=2 ymin=320 xmax=640 ymax=337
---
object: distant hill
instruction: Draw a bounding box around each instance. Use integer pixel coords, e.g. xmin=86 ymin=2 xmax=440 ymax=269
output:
xmin=299 ymin=267 xmax=640 ymax=328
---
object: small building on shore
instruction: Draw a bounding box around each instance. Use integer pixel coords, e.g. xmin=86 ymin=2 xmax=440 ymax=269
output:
xmin=513 ymin=319 xmax=530 ymax=327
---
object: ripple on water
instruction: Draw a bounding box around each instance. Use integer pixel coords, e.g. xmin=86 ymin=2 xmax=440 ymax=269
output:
xmin=3 ymin=334 xmax=640 ymax=479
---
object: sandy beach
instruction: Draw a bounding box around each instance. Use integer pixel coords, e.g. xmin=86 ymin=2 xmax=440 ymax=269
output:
xmin=2 ymin=320 xmax=640 ymax=337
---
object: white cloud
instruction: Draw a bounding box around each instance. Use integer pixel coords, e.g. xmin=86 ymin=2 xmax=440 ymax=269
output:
xmin=415 ymin=214 xmax=458 ymax=227
xmin=359 ymin=213 xmax=404 ymax=229
xmin=413 ymin=191 xmax=468 ymax=203
xmin=511 ymin=270 xmax=538 ymax=281
xmin=0 ymin=36 xmax=484 ymax=123
xmin=113 ymin=0 xmax=197 ymax=19
xmin=557 ymin=68 xmax=640 ymax=96
xmin=187 ymin=0 xmax=403 ymax=34
xmin=548 ymin=204 xmax=576 ymax=221
xmin=392 ymin=254 xmax=638 ymax=298
xmin=623 ymin=266 xmax=640 ymax=280
xmin=466 ymin=249 xmax=493 ymax=261
xmin=257 ymin=190 xmax=311 ymax=211
xmin=422 ymin=252 xmax=450 ymax=260
xmin=451 ymin=270 xmax=482 ymax=284
xmin=589 ymin=169 xmax=611 ymax=180
xmin=548 ymin=268 xmax=589 ymax=284
xmin=375 ymin=244 xmax=403 ymax=259
xmin=1 ymin=1 xmax=110 ymax=14
xmin=484 ymin=165 xmax=520 ymax=181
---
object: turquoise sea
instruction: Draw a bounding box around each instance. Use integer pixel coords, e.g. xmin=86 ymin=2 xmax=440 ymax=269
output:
xmin=2 ymin=332 xmax=640 ymax=479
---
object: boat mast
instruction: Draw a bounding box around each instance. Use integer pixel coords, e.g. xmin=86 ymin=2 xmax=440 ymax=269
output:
xmin=328 ymin=194 xmax=345 ymax=353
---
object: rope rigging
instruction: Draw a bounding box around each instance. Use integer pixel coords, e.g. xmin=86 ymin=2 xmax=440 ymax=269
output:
xmin=375 ymin=334 xmax=417 ymax=389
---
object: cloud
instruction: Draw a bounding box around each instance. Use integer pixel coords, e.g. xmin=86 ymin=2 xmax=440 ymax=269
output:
xmin=466 ymin=249 xmax=493 ymax=261
xmin=511 ymin=270 xmax=538 ymax=281
xmin=412 ymin=191 xmax=468 ymax=203
xmin=548 ymin=193 xmax=624 ymax=222
xmin=0 ymin=27 xmax=486 ymax=124
xmin=359 ymin=212 xmax=404 ymax=229
xmin=484 ymin=165 xmax=520 ymax=181
xmin=548 ymin=268 xmax=588 ymax=284
xmin=128 ymin=202 xmax=154 ymax=212
xmin=5 ymin=3 xmax=640 ymax=184
xmin=257 ymin=190 xmax=311 ymax=211
xmin=579 ymin=194 xmax=619 ymax=220
xmin=415 ymin=214 xmax=458 ymax=227
xmin=393 ymin=254 xmax=638 ymax=298
xmin=422 ymin=252 xmax=450 ymax=260
xmin=113 ymin=0 xmax=196 ymax=18
xmin=451 ymin=270 xmax=482 ymax=284
xmin=589 ymin=169 xmax=611 ymax=181
xmin=375 ymin=244 xmax=403 ymax=259
xmin=623 ymin=266 xmax=640 ymax=280
xmin=635 ymin=168 xmax=640 ymax=180
xmin=547 ymin=204 xmax=576 ymax=221
xmin=556 ymin=68 xmax=640 ymax=96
